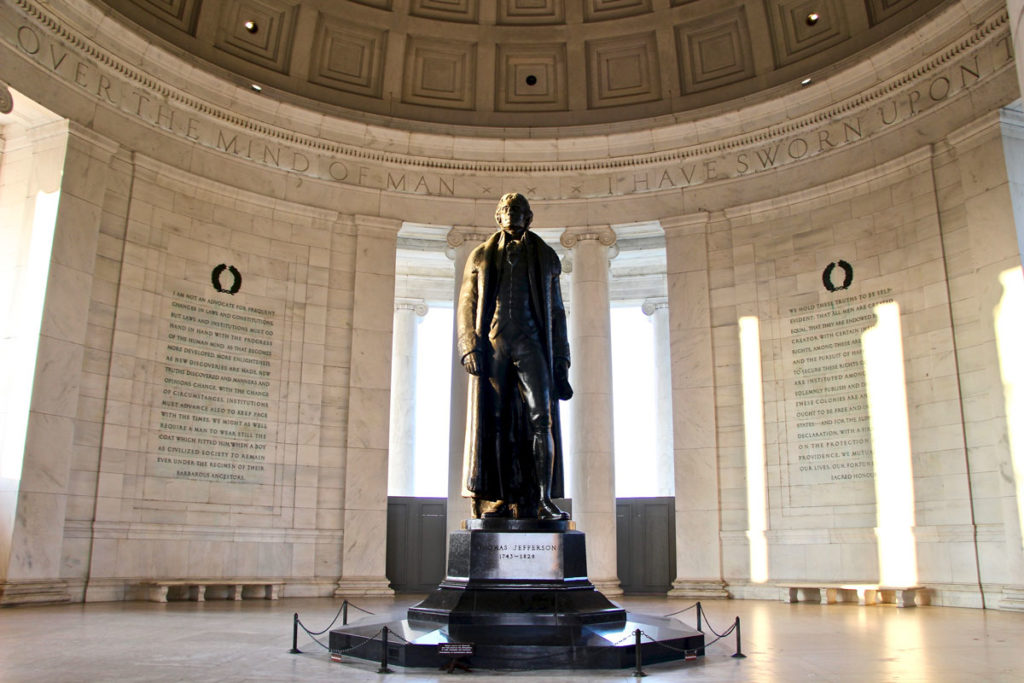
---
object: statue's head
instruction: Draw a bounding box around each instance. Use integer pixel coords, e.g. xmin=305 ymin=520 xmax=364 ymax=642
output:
xmin=494 ymin=193 xmax=533 ymax=237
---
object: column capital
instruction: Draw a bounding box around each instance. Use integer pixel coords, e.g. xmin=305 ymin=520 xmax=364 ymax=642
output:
xmin=641 ymin=297 xmax=669 ymax=316
xmin=446 ymin=226 xmax=495 ymax=249
xmin=0 ymin=82 xmax=11 ymax=115
xmin=560 ymin=225 xmax=616 ymax=250
xmin=395 ymin=298 xmax=429 ymax=316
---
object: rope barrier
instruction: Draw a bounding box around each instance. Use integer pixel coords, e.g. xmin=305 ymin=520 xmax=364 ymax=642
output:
xmin=661 ymin=602 xmax=698 ymax=618
xmin=329 ymin=627 xmax=386 ymax=656
xmin=290 ymin=599 xmax=376 ymax=655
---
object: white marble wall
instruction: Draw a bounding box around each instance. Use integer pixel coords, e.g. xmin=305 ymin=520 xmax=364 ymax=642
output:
xmin=67 ymin=156 xmax=373 ymax=601
xmin=2 ymin=123 xmax=116 ymax=604
xmin=698 ymin=141 xmax=1021 ymax=607
xmin=1 ymin=0 xmax=1023 ymax=609
xmin=0 ymin=109 xmax=68 ymax=593
xmin=940 ymin=114 xmax=1024 ymax=608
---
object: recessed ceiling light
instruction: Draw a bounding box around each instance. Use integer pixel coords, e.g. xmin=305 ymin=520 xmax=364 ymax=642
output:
xmin=806 ymin=13 xmax=820 ymax=26
xmin=800 ymin=77 xmax=812 ymax=87
xmin=244 ymin=20 xmax=258 ymax=34
xmin=251 ymin=83 xmax=263 ymax=92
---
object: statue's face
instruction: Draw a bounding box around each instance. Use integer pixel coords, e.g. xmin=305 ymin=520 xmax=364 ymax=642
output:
xmin=498 ymin=198 xmax=530 ymax=238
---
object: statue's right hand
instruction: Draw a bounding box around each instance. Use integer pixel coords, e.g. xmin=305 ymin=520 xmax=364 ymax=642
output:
xmin=463 ymin=351 xmax=482 ymax=376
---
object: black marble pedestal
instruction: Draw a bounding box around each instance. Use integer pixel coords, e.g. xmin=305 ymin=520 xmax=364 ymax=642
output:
xmin=328 ymin=519 xmax=704 ymax=670
xmin=407 ymin=518 xmax=625 ymax=642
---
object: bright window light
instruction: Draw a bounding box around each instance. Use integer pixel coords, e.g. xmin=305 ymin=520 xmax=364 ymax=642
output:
xmin=611 ymin=306 xmax=659 ymax=497
xmin=862 ymin=302 xmax=918 ymax=586
xmin=739 ymin=316 xmax=768 ymax=583
xmin=995 ymin=266 xmax=1024 ymax=552
xmin=412 ymin=304 xmax=452 ymax=497
xmin=2 ymin=190 xmax=60 ymax=482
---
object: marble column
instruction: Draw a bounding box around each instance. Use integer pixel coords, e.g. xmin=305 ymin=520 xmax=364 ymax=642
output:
xmin=387 ymin=299 xmax=428 ymax=497
xmin=335 ymin=214 xmax=401 ymax=597
xmin=0 ymin=123 xmax=118 ymax=605
xmin=642 ymin=298 xmax=675 ymax=497
xmin=662 ymin=212 xmax=729 ymax=599
xmin=561 ymin=226 xmax=621 ymax=595
xmin=445 ymin=226 xmax=496 ymax=540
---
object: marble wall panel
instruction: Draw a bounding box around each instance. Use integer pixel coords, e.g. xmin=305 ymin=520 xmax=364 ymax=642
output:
xmin=691 ymin=144 xmax=995 ymax=602
xmin=65 ymin=154 xmax=358 ymax=596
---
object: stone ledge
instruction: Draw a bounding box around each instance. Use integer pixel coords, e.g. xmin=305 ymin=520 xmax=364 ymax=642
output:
xmin=0 ymin=580 xmax=72 ymax=607
xmin=667 ymin=580 xmax=731 ymax=599
xmin=334 ymin=577 xmax=394 ymax=598
xmin=780 ymin=583 xmax=929 ymax=607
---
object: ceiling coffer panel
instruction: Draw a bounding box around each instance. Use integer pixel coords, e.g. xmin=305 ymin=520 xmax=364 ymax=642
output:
xmin=213 ymin=0 xmax=299 ymax=74
xmin=409 ymin=0 xmax=479 ymax=23
xmin=496 ymin=43 xmax=569 ymax=111
xmin=586 ymin=31 xmax=662 ymax=108
xmin=584 ymin=0 xmax=653 ymax=23
xmin=402 ymin=36 xmax=478 ymax=110
xmin=764 ymin=0 xmax=851 ymax=68
xmin=308 ymin=13 xmax=387 ymax=98
xmin=127 ymin=0 xmax=202 ymax=34
xmin=865 ymin=0 xmax=920 ymax=25
xmin=675 ymin=6 xmax=755 ymax=94
xmin=498 ymin=0 xmax=566 ymax=25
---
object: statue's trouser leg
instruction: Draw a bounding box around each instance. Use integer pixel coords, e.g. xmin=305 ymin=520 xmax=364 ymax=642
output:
xmin=532 ymin=431 xmax=568 ymax=520
xmin=511 ymin=335 xmax=567 ymax=520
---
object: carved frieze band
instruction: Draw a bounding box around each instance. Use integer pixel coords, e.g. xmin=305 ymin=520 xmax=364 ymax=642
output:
xmin=2 ymin=0 xmax=1013 ymax=199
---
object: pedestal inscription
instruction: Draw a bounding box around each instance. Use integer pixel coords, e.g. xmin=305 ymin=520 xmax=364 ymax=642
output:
xmin=152 ymin=289 xmax=278 ymax=484
xmin=784 ymin=287 xmax=893 ymax=486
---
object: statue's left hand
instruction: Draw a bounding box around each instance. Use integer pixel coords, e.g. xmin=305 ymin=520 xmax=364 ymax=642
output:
xmin=554 ymin=359 xmax=573 ymax=400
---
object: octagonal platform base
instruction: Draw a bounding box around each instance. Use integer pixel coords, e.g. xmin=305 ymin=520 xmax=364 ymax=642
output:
xmin=330 ymin=520 xmax=704 ymax=670
xmin=328 ymin=613 xmax=705 ymax=670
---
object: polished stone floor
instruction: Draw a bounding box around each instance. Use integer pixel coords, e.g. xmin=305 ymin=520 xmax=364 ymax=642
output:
xmin=0 ymin=594 xmax=1022 ymax=681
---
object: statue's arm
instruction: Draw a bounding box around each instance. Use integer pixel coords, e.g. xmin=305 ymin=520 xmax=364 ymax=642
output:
xmin=551 ymin=263 xmax=570 ymax=367
xmin=551 ymin=268 xmax=573 ymax=400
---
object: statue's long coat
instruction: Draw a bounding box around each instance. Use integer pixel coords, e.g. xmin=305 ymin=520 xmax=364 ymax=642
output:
xmin=456 ymin=230 xmax=570 ymax=502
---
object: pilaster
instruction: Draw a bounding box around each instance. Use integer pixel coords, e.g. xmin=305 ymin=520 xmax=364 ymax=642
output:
xmin=1 ymin=123 xmax=118 ymax=605
xmin=662 ymin=212 xmax=729 ymax=599
xmin=335 ymin=214 xmax=401 ymax=597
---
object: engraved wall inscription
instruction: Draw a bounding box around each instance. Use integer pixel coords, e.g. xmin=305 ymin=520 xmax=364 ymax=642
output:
xmin=785 ymin=287 xmax=894 ymax=485
xmin=154 ymin=289 xmax=277 ymax=484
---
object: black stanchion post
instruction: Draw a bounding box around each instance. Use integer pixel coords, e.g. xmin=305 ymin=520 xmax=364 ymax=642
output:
xmin=378 ymin=626 xmax=393 ymax=674
xmin=289 ymin=613 xmax=301 ymax=654
xmin=632 ymin=628 xmax=646 ymax=678
xmin=732 ymin=617 xmax=747 ymax=659
xmin=342 ymin=600 xmax=349 ymax=626
xmin=696 ymin=601 xmax=702 ymax=632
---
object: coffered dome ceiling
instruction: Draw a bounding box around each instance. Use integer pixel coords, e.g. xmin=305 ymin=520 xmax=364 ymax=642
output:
xmin=96 ymin=0 xmax=948 ymax=130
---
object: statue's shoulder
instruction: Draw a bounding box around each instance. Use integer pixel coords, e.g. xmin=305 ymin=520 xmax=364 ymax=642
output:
xmin=468 ymin=233 xmax=500 ymax=263
xmin=528 ymin=232 xmax=560 ymax=268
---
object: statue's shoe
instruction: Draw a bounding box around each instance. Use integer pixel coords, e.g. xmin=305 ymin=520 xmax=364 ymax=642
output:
xmin=537 ymin=499 xmax=569 ymax=520
xmin=481 ymin=501 xmax=513 ymax=518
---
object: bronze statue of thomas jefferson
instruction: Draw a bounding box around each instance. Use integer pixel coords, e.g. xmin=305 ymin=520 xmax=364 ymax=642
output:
xmin=457 ymin=193 xmax=573 ymax=520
